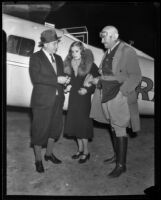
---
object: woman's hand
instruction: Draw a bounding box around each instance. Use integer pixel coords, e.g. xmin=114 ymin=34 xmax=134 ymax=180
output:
xmin=78 ymin=88 xmax=87 ymax=95
xmin=65 ymin=76 xmax=71 ymax=85
xmin=91 ymin=77 xmax=99 ymax=85
xmin=83 ymin=74 xmax=93 ymax=87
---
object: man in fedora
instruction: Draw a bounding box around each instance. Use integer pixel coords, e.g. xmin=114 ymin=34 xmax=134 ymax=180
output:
xmin=29 ymin=29 xmax=70 ymax=173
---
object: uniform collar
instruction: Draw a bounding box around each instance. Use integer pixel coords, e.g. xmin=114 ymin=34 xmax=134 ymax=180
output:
xmin=108 ymin=40 xmax=120 ymax=54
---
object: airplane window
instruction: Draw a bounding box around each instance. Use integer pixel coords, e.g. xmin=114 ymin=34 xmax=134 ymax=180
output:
xmin=7 ymin=35 xmax=35 ymax=57
xmin=7 ymin=35 xmax=20 ymax=54
xmin=19 ymin=38 xmax=35 ymax=57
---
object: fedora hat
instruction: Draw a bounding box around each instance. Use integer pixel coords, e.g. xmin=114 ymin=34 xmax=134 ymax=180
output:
xmin=39 ymin=29 xmax=61 ymax=45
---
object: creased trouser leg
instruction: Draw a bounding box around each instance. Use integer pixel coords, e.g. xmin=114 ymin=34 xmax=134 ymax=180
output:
xmin=107 ymin=91 xmax=130 ymax=137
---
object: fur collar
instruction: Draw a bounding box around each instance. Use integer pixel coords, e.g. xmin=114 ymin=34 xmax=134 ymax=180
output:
xmin=64 ymin=48 xmax=94 ymax=76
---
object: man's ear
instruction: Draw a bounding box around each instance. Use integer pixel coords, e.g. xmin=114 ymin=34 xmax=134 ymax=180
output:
xmin=113 ymin=33 xmax=119 ymax=40
xmin=44 ymin=43 xmax=47 ymax=48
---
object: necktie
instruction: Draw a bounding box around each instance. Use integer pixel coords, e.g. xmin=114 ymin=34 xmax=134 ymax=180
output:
xmin=50 ymin=54 xmax=57 ymax=74
xmin=50 ymin=54 xmax=55 ymax=63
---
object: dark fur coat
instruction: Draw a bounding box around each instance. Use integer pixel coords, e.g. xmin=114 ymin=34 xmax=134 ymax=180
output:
xmin=64 ymin=48 xmax=94 ymax=76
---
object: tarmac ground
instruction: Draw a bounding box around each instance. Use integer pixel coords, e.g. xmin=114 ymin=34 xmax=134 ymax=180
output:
xmin=6 ymin=107 xmax=154 ymax=196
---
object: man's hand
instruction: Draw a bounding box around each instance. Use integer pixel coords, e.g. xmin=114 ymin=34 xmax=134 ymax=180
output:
xmin=58 ymin=76 xmax=70 ymax=84
xmin=78 ymin=88 xmax=87 ymax=95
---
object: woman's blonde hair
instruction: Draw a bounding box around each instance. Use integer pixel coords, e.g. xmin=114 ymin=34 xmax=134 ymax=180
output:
xmin=64 ymin=41 xmax=94 ymax=76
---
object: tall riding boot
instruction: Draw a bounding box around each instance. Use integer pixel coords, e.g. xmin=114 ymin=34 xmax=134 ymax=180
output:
xmin=108 ymin=136 xmax=128 ymax=178
xmin=104 ymin=126 xmax=117 ymax=163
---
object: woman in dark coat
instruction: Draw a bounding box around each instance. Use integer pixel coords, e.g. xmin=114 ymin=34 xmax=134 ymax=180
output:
xmin=64 ymin=41 xmax=99 ymax=163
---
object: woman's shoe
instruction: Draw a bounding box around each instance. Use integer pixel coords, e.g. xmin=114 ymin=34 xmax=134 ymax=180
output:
xmin=71 ymin=151 xmax=83 ymax=159
xmin=78 ymin=153 xmax=90 ymax=164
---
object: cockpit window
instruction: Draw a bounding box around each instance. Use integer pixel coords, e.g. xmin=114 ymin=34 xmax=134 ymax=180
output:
xmin=7 ymin=35 xmax=35 ymax=57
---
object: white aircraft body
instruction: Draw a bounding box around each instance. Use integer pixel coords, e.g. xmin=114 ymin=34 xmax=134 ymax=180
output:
xmin=3 ymin=14 xmax=154 ymax=115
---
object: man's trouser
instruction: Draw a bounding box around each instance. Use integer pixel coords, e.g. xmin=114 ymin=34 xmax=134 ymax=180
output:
xmin=102 ymin=91 xmax=130 ymax=137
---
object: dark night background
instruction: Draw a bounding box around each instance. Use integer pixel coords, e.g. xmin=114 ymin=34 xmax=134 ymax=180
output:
xmin=3 ymin=2 xmax=160 ymax=58
xmin=45 ymin=1 xmax=159 ymax=58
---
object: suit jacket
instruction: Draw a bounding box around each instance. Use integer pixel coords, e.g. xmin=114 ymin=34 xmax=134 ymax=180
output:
xmin=90 ymin=42 xmax=142 ymax=132
xmin=29 ymin=49 xmax=65 ymax=108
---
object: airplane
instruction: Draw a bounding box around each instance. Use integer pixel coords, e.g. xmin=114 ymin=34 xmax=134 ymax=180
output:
xmin=3 ymin=13 xmax=154 ymax=115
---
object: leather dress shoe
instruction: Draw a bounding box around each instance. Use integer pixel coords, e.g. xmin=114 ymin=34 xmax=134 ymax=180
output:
xmin=71 ymin=151 xmax=83 ymax=159
xmin=104 ymin=155 xmax=116 ymax=163
xmin=108 ymin=164 xmax=126 ymax=178
xmin=44 ymin=153 xmax=62 ymax=164
xmin=78 ymin=153 xmax=90 ymax=164
xmin=35 ymin=160 xmax=44 ymax=173
xmin=126 ymin=127 xmax=138 ymax=138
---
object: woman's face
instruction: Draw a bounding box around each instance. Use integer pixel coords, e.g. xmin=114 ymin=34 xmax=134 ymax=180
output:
xmin=71 ymin=46 xmax=81 ymax=60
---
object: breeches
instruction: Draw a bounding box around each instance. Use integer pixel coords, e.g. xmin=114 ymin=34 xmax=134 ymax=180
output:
xmin=102 ymin=91 xmax=130 ymax=137
xmin=31 ymin=96 xmax=64 ymax=146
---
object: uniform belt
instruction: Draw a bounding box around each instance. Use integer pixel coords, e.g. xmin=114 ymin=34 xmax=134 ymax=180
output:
xmin=100 ymin=75 xmax=117 ymax=81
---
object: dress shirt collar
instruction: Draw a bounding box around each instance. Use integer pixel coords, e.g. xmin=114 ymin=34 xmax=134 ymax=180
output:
xmin=42 ymin=48 xmax=55 ymax=63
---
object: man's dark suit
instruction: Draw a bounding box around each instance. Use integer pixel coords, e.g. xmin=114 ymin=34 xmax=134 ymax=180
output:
xmin=29 ymin=49 xmax=65 ymax=147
